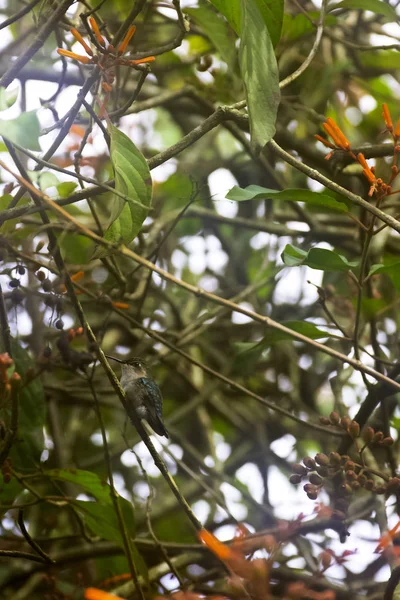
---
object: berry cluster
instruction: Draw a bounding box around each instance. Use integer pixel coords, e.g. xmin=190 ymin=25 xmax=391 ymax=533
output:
xmin=290 ymin=413 xmax=398 ymax=522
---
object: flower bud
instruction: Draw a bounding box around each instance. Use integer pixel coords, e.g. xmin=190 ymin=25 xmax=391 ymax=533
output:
xmin=349 ymin=421 xmax=360 ymax=438
xmin=344 ymin=460 xmax=355 ymax=471
xmin=363 ymin=427 xmax=374 ymax=443
xmin=340 ymin=416 xmax=351 ymax=431
xmin=382 ymin=437 xmax=394 ymax=446
xmin=329 ymin=411 xmax=340 ymax=426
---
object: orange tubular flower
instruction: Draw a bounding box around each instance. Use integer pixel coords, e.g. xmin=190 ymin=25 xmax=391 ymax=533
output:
xmin=111 ymin=301 xmax=130 ymax=309
xmin=71 ymin=270 xmax=84 ymax=282
xmin=57 ymin=49 xmax=91 ymax=64
xmin=127 ymin=56 xmax=155 ymax=66
xmin=314 ymin=134 xmax=335 ymax=149
xmin=71 ymin=27 xmax=93 ymax=56
xmin=382 ymin=103 xmax=393 ymax=132
xmin=89 ymin=16 xmax=106 ymax=46
xmin=324 ymin=117 xmax=351 ymax=150
xmin=394 ymin=117 xmax=400 ymax=138
xmin=357 ymin=153 xmax=376 ymax=183
xmin=118 ymin=25 xmax=136 ymax=55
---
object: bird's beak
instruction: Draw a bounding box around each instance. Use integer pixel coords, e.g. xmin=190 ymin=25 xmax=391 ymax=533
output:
xmin=104 ymin=354 xmax=124 ymax=363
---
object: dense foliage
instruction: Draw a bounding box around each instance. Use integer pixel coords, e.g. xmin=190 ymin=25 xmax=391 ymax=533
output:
xmin=1 ymin=0 xmax=400 ymax=599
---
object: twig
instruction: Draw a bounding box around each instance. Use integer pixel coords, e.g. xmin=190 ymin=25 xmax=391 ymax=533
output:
xmin=17 ymin=510 xmax=54 ymax=564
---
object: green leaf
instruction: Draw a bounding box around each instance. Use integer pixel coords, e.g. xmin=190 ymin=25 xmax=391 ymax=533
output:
xmin=0 ymin=87 xmax=18 ymax=111
xmin=209 ymin=0 xmax=241 ymax=34
xmin=333 ymin=0 xmax=397 ymax=20
xmin=185 ymin=6 xmax=237 ymax=69
xmin=60 ymin=233 xmax=94 ymax=264
xmin=252 ymin=0 xmax=284 ymax=47
xmin=235 ymin=321 xmax=331 ymax=362
xmin=368 ymin=262 xmax=400 ymax=291
xmin=73 ymin=498 xmax=147 ymax=578
xmin=360 ymin=50 xmax=400 ymax=70
xmin=0 ymin=111 xmax=40 ymax=151
xmin=209 ymin=0 xmax=284 ymax=46
xmin=73 ymin=499 xmax=136 ymax=544
xmin=226 ymin=185 xmax=349 ymax=211
xmin=99 ymin=124 xmax=152 ymax=252
xmin=39 ymin=172 xmax=59 ymax=191
xmin=45 ymin=469 xmax=112 ymax=504
xmin=281 ymin=244 xmax=358 ymax=272
xmin=8 ymin=341 xmax=46 ymax=469
xmin=239 ymin=0 xmax=280 ymax=150
xmin=57 ymin=182 xmax=78 ymax=198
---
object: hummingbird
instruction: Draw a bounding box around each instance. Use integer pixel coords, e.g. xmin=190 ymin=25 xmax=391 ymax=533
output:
xmin=106 ymin=355 xmax=168 ymax=438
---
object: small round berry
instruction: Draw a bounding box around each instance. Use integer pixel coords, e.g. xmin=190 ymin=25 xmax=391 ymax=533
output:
xmin=9 ymin=278 xmax=20 ymax=288
xmin=10 ymin=288 xmax=24 ymax=305
xmin=289 ymin=474 xmax=302 ymax=485
xmin=315 ymin=453 xmax=329 ymax=466
xmin=55 ymin=319 xmax=64 ymax=330
xmin=17 ymin=265 xmax=25 ymax=275
xmin=36 ymin=270 xmax=46 ymax=282
xmin=42 ymin=279 xmax=53 ymax=292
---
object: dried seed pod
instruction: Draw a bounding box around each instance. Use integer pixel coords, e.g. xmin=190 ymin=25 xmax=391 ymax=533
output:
xmin=42 ymin=279 xmax=53 ymax=292
xmin=315 ymin=453 xmax=329 ymax=466
xmin=289 ymin=474 xmax=303 ymax=485
xmin=303 ymin=483 xmax=317 ymax=493
xmin=303 ymin=457 xmax=316 ymax=470
xmin=292 ymin=464 xmax=307 ymax=476
xmin=309 ymin=472 xmax=324 ymax=485
xmin=10 ymin=288 xmax=24 ymax=305
xmin=329 ymin=452 xmax=341 ymax=466
xmin=317 ymin=466 xmax=329 ymax=477
xmin=36 ymin=270 xmax=46 ymax=281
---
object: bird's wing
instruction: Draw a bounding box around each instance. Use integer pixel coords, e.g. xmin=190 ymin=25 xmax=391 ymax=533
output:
xmin=136 ymin=377 xmax=168 ymax=437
